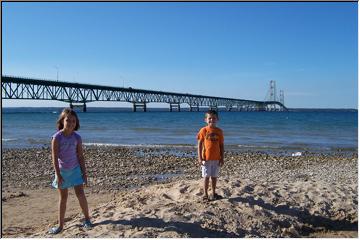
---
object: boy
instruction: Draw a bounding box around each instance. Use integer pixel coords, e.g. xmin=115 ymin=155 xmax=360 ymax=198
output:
xmin=197 ymin=110 xmax=224 ymax=201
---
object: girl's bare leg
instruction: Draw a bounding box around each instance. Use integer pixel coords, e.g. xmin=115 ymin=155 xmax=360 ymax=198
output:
xmin=74 ymin=185 xmax=90 ymax=220
xmin=58 ymin=188 xmax=68 ymax=228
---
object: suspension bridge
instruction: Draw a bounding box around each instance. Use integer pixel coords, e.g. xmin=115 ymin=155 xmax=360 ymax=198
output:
xmin=2 ymin=76 xmax=287 ymax=112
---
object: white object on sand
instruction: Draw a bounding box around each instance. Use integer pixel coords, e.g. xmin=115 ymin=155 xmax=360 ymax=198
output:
xmin=291 ymin=152 xmax=302 ymax=157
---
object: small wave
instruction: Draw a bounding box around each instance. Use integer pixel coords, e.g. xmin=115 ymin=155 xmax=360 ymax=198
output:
xmin=83 ymin=143 xmax=123 ymax=147
xmin=28 ymin=138 xmax=48 ymax=144
xmin=83 ymin=142 xmax=196 ymax=148
xmin=2 ymin=138 xmax=18 ymax=142
xmin=237 ymin=144 xmax=281 ymax=149
xmin=131 ymin=127 xmax=164 ymax=132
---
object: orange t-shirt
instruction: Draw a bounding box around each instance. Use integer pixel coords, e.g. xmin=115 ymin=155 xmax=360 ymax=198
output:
xmin=197 ymin=126 xmax=224 ymax=161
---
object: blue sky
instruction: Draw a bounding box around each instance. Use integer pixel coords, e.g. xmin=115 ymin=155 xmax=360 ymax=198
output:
xmin=2 ymin=2 xmax=358 ymax=108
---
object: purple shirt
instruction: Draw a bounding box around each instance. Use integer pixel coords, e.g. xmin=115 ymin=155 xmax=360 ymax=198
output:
xmin=52 ymin=131 xmax=81 ymax=170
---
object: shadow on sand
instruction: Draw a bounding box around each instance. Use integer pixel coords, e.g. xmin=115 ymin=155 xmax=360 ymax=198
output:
xmin=92 ymin=194 xmax=357 ymax=237
xmin=229 ymin=195 xmax=357 ymax=235
xmin=94 ymin=217 xmax=244 ymax=238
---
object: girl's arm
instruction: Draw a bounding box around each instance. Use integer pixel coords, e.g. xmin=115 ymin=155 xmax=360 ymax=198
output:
xmin=197 ymin=140 xmax=204 ymax=165
xmin=51 ymin=138 xmax=63 ymax=185
xmin=77 ymin=140 xmax=88 ymax=185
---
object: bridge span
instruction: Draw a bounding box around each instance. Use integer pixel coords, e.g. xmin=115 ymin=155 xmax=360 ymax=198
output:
xmin=2 ymin=76 xmax=287 ymax=112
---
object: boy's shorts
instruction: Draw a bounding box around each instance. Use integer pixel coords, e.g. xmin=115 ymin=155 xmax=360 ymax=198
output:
xmin=201 ymin=160 xmax=220 ymax=177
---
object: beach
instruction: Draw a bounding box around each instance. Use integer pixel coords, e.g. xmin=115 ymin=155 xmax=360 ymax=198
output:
xmin=2 ymin=146 xmax=358 ymax=237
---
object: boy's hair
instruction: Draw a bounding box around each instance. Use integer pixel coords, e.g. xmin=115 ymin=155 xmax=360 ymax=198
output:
xmin=205 ymin=110 xmax=219 ymax=119
xmin=56 ymin=108 xmax=80 ymax=131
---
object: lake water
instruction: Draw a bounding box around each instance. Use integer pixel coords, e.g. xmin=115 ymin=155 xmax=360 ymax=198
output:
xmin=2 ymin=107 xmax=358 ymax=153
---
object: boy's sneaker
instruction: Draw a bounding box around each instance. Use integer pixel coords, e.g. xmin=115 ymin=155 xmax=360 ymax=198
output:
xmin=82 ymin=219 xmax=93 ymax=229
xmin=212 ymin=193 xmax=223 ymax=200
xmin=202 ymin=195 xmax=209 ymax=202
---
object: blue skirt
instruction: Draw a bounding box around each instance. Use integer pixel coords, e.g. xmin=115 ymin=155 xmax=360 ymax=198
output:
xmin=52 ymin=165 xmax=84 ymax=189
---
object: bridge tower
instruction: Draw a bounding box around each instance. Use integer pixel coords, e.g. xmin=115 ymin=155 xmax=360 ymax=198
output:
xmin=279 ymin=90 xmax=284 ymax=105
xmin=279 ymin=90 xmax=285 ymax=111
xmin=269 ymin=80 xmax=277 ymax=102
xmin=265 ymin=80 xmax=279 ymax=111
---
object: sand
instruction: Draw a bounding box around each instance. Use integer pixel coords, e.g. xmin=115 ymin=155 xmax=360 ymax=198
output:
xmin=2 ymin=146 xmax=358 ymax=237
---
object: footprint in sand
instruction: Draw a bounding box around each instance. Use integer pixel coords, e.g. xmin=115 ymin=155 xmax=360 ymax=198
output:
xmin=243 ymin=185 xmax=254 ymax=193
xmin=161 ymin=193 xmax=174 ymax=200
xmin=105 ymin=205 xmax=116 ymax=211
xmin=221 ymin=188 xmax=232 ymax=197
xmin=102 ymin=211 xmax=114 ymax=218
xmin=179 ymin=185 xmax=189 ymax=194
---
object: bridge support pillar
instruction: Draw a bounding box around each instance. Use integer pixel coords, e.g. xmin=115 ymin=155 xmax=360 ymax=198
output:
xmin=225 ymin=106 xmax=233 ymax=111
xmin=209 ymin=105 xmax=218 ymax=111
xmin=237 ymin=105 xmax=245 ymax=111
xmin=133 ymin=102 xmax=147 ymax=112
xmin=70 ymin=103 xmax=87 ymax=112
xmin=170 ymin=103 xmax=180 ymax=112
xmin=257 ymin=104 xmax=266 ymax=112
xmin=190 ymin=105 xmax=199 ymax=112
xmin=242 ymin=106 xmax=249 ymax=111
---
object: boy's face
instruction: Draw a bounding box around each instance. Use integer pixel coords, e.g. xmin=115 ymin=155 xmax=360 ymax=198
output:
xmin=205 ymin=113 xmax=218 ymax=127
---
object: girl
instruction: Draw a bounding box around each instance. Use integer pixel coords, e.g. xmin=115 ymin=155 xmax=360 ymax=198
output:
xmin=49 ymin=108 xmax=92 ymax=234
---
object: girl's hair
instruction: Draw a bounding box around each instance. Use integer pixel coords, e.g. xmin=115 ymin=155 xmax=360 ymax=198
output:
xmin=56 ymin=108 xmax=80 ymax=131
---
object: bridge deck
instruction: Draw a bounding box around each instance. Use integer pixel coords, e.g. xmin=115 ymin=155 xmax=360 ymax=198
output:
xmin=2 ymin=75 xmax=287 ymax=112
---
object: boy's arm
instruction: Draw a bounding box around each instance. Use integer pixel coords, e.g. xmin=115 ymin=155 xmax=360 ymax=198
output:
xmin=220 ymin=142 xmax=224 ymax=166
xmin=197 ymin=140 xmax=204 ymax=166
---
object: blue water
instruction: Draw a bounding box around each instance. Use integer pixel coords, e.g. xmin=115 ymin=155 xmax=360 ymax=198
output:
xmin=2 ymin=108 xmax=358 ymax=152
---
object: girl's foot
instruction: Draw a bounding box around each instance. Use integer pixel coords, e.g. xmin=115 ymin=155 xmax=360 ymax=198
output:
xmin=48 ymin=226 xmax=63 ymax=235
xmin=82 ymin=219 xmax=93 ymax=229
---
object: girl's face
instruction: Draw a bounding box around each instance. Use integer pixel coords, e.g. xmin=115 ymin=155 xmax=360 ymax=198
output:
xmin=63 ymin=114 xmax=77 ymax=132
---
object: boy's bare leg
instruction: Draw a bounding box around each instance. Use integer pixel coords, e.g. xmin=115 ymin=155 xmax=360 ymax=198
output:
xmin=74 ymin=185 xmax=90 ymax=220
xmin=204 ymin=177 xmax=210 ymax=198
xmin=58 ymin=188 xmax=68 ymax=228
xmin=211 ymin=177 xmax=217 ymax=196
